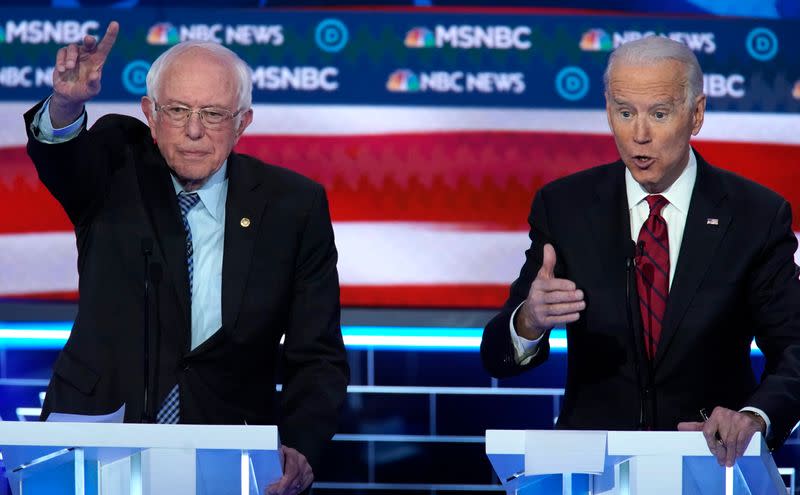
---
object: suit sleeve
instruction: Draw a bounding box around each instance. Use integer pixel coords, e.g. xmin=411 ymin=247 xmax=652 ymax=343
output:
xmin=279 ymin=185 xmax=349 ymax=470
xmin=744 ymin=200 xmax=800 ymax=449
xmin=481 ymin=188 xmax=559 ymax=378
xmin=25 ymin=99 xmax=112 ymax=227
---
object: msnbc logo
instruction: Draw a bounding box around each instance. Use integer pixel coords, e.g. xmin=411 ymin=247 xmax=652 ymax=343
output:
xmin=580 ymin=29 xmax=612 ymax=52
xmin=405 ymin=27 xmax=434 ymax=48
xmin=386 ymin=69 xmax=419 ymax=92
xmin=147 ymin=23 xmax=179 ymax=45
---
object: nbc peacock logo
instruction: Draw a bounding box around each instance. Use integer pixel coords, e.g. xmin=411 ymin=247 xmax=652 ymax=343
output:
xmin=793 ymin=80 xmax=800 ymax=100
xmin=386 ymin=69 xmax=420 ymax=92
xmin=404 ymin=27 xmax=435 ymax=48
xmin=580 ymin=28 xmax=612 ymax=52
xmin=147 ymin=22 xmax=179 ymax=45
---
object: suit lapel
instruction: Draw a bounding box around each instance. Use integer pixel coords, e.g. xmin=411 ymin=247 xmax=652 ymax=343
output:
xmin=585 ymin=162 xmax=635 ymax=332
xmin=135 ymin=141 xmax=191 ymax=331
xmin=222 ymin=153 xmax=269 ymax=331
xmin=654 ymin=155 xmax=730 ymax=368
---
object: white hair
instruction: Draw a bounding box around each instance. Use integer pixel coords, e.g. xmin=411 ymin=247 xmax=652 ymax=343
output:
xmin=603 ymin=35 xmax=704 ymax=106
xmin=145 ymin=40 xmax=253 ymax=112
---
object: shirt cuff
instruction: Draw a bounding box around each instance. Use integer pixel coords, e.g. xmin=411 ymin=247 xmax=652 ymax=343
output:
xmin=30 ymin=96 xmax=86 ymax=144
xmin=509 ymin=301 xmax=545 ymax=365
xmin=740 ymin=406 xmax=771 ymax=438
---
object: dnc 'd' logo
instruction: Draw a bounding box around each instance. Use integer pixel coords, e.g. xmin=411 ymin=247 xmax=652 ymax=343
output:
xmin=405 ymin=27 xmax=435 ymax=48
xmin=147 ymin=23 xmax=179 ymax=45
xmin=580 ymin=28 xmax=612 ymax=52
xmin=386 ymin=69 xmax=420 ymax=92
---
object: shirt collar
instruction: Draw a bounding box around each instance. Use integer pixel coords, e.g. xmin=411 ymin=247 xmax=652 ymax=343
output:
xmin=626 ymin=148 xmax=697 ymax=214
xmin=171 ymin=160 xmax=228 ymax=222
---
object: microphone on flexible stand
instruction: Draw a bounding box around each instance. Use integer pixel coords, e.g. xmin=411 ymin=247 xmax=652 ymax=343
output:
xmin=637 ymin=239 xmax=658 ymax=428
xmin=141 ymin=238 xmax=154 ymax=423
xmin=149 ymin=261 xmax=163 ymax=420
xmin=625 ymin=240 xmax=645 ymax=429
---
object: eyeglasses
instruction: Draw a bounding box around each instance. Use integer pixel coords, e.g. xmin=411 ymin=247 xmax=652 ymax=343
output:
xmin=154 ymin=102 xmax=240 ymax=129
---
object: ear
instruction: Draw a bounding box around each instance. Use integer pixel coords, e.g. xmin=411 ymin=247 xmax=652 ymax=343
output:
xmin=232 ymin=108 xmax=254 ymax=145
xmin=604 ymin=91 xmax=614 ymax=131
xmin=140 ymin=96 xmax=158 ymax=142
xmin=690 ymin=94 xmax=706 ymax=136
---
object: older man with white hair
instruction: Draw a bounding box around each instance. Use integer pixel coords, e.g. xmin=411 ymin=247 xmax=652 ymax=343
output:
xmin=481 ymin=35 xmax=800 ymax=466
xmin=25 ymin=22 xmax=348 ymax=495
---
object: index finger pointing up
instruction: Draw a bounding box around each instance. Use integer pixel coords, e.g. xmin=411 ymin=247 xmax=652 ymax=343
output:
xmin=95 ymin=21 xmax=119 ymax=59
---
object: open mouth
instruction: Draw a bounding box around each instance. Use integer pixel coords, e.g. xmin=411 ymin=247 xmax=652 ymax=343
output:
xmin=633 ymin=155 xmax=654 ymax=168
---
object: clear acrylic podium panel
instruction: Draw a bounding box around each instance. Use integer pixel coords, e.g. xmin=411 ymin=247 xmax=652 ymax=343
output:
xmin=486 ymin=430 xmax=787 ymax=495
xmin=0 ymin=422 xmax=281 ymax=495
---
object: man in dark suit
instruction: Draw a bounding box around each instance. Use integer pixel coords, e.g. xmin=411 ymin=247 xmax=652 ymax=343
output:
xmin=481 ymin=35 xmax=800 ymax=467
xmin=24 ymin=22 xmax=349 ymax=495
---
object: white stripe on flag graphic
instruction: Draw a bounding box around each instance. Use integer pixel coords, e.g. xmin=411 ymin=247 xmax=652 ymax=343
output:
xmin=2 ymin=103 xmax=800 ymax=146
xmin=0 ymin=232 xmax=78 ymax=295
xmin=2 ymin=226 xmax=799 ymax=296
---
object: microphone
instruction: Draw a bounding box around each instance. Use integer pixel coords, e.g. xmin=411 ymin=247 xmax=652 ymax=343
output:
xmin=141 ymin=239 xmax=154 ymax=423
xmin=625 ymin=240 xmax=645 ymax=429
xmin=149 ymin=261 xmax=163 ymax=422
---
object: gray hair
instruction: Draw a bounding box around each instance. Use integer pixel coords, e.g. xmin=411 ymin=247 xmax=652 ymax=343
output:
xmin=603 ymin=35 xmax=704 ymax=106
xmin=146 ymin=40 xmax=253 ymax=112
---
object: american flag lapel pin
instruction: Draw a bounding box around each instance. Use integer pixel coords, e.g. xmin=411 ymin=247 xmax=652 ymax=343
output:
xmin=706 ymin=218 xmax=719 ymax=225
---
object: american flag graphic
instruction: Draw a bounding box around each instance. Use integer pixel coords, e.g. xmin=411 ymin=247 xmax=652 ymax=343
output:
xmin=2 ymin=102 xmax=799 ymax=307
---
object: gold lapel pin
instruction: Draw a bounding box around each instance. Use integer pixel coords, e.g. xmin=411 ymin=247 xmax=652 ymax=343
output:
xmin=240 ymin=217 xmax=251 ymax=228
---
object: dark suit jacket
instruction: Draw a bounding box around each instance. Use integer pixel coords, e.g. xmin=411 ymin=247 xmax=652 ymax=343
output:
xmin=481 ymin=152 xmax=800 ymax=450
xmin=25 ymin=101 xmax=349 ymax=469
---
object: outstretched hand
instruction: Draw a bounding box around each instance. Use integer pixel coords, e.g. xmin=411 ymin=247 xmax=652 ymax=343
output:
xmin=516 ymin=243 xmax=585 ymax=340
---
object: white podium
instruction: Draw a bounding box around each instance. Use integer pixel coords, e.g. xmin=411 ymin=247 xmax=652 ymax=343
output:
xmin=486 ymin=430 xmax=786 ymax=495
xmin=0 ymin=422 xmax=281 ymax=495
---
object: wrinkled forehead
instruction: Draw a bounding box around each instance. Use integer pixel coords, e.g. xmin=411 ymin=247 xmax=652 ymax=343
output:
xmin=606 ymin=60 xmax=689 ymax=99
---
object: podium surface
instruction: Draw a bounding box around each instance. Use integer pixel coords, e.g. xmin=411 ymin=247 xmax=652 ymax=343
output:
xmin=486 ymin=429 xmax=786 ymax=495
xmin=0 ymin=422 xmax=281 ymax=495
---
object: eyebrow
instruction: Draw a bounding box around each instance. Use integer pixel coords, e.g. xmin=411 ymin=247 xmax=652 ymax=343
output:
xmin=611 ymin=98 xmax=677 ymax=109
xmin=164 ymin=100 xmax=230 ymax=109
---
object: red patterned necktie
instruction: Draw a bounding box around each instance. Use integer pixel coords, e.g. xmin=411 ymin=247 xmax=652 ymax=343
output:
xmin=636 ymin=195 xmax=670 ymax=360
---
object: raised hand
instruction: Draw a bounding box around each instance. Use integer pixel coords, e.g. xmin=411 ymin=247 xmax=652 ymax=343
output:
xmin=50 ymin=21 xmax=119 ymax=127
xmin=516 ymin=243 xmax=585 ymax=340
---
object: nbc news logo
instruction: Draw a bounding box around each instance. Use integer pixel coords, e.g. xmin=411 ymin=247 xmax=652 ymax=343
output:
xmin=386 ymin=69 xmax=420 ymax=92
xmin=579 ymin=28 xmax=612 ymax=52
xmin=147 ymin=23 xmax=179 ymax=45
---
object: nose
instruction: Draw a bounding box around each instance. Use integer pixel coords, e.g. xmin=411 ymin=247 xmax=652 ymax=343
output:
xmin=633 ymin=116 xmax=651 ymax=144
xmin=185 ymin=111 xmax=205 ymax=140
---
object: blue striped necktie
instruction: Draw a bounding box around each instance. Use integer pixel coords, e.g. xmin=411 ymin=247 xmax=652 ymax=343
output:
xmin=157 ymin=191 xmax=200 ymax=424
